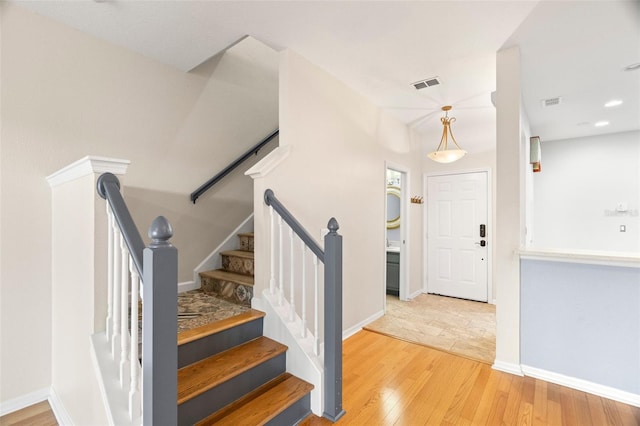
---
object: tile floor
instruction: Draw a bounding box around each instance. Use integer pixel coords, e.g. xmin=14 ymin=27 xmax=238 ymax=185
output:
xmin=364 ymin=294 xmax=496 ymax=363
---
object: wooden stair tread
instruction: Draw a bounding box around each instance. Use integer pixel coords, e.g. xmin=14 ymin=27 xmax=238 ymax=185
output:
xmin=237 ymin=232 xmax=254 ymax=237
xmin=178 ymin=309 xmax=265 ymax=346
xmin=220 ymin=249 xmax=255 ymax=259
xmin=177 ymin=336 xmax=287 ymax=405
xmin=195 ymin=373 xmax=292 ymax=425
xmin=197 ymin=374 xmax=314 ymax=426
xmin=199 ymin=269 xmax=254 ymax=286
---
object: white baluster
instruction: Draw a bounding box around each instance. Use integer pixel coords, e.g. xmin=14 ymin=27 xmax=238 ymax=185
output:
xmin=289 ymin=228 xmax=295 ymax=322
xmin=301 ymin=243 xmax=307 ymax=338
xmin=112 ymin=231 xmax=122 ymax=359
xmin=313 ymin=255 xmax=319 ymax=356
xmin=120 ymin=238 xmax=130 ymax=388
xmin=128 ymin=257 xmax=141 ymax=420
xmin=269 ymin=207 xmax=276 ymax=295
xmin=278 ymin=216 xmax=284 ymax=306
xmin=106 ymin=204 xmax=114 ymax=342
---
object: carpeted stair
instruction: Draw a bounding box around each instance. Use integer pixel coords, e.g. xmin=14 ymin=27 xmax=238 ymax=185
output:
xmin=199 ymin=232 xmax=255 ymax=307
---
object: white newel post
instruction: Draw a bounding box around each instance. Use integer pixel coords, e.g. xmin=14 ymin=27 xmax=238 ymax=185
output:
xmin=48 ymin=156 xmax=130 ymax=425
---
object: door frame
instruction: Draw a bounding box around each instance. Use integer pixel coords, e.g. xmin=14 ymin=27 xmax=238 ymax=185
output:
xmin=384 ymin=162 xmax=410 ymax=306
xmin=423 ymin=168 xmax=494 ymax=304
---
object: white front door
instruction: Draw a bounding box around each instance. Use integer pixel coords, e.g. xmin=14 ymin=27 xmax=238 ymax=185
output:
xmin=427 ymin=171 xmax=488 ymax=302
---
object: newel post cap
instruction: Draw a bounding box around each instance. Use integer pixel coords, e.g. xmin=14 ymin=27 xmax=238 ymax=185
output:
xmin=148 ymin=216 xmax=173 ymax=248
xmin=327 ymin=217 xmax=340 ymax=234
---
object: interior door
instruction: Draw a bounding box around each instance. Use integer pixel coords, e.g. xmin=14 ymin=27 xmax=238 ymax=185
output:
xmin=427 ymin=172 xmax=488 ymax=302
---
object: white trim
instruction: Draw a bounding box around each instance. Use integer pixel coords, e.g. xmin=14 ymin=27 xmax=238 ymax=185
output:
xmin=521 ymin=365 xmax=640 ymax=408
xmin=423 ymin=168 xmax=493 ymax=302
xmin=192 ymin=214 xmax=254 ymax=285
xmin=178 ymin=280 xmax=199 ymax=293
xmin=49 ymin=386 xmax=74 ymax=425
xmin=519 ymin=247 xmax=640 ymax=268
xmin=47 ymin=156 xmax=130 ymax=187
xmin=343 ymin=310 xmax=384 ymax=341
xmin=245 ymin=145 xmax=290 ymax=179
xmin=492 ymin=360 xmax=524 ymax=376
xmin=0 ymin=387 xmax=50 ymax=416
xmin=90 ymin=332 xmax=141 ymax=426
xmin=407 ymin=288 xmax=424 ymax=300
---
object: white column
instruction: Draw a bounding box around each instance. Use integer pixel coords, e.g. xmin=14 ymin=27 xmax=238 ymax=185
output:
xmin=301 ymin=243 xmax=307 ymax=338
xmin=106 ymin=205 xmax=114 ymax=341
xmin=494 ymin=45 xmax=524 ymax=375
xmin=289 ymin=228 xmax=295 ymax=322
xmin=129 ymin=257 xmax=141 ymax=420
xmin=112 ymin=232 xmax=122 ymax=359
xmin=269 ymin=207 xmax=276 ymax=295
xmin=119 ymin=237 xmax=130 ymax=387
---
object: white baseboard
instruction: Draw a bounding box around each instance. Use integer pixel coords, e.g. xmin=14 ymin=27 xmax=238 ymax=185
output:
xmin=343 ymin=310 xmax=384 ymax=341
xmin=492 ymin=360 xmax=524 ymax=376
xmin=521 ymin=365 xmax=640 ymax=408
xmin=0 ymin=387 xmax=50 ymax=416
xmin=407 ymin=289 xmax=424 ymax=300
xmin=178 ymin=280 xmax=199 ymax=293
xmin=49 ymin=386 xmax=74 ymax=425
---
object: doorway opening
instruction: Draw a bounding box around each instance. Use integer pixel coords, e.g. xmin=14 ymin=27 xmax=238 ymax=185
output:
xmin=384 ymin=164 xmax=409 ymax=306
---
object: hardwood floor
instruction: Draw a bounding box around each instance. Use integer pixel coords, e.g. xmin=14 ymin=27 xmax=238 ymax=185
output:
xmin=4 ymin=331 xmax=639 ymax=425
xmin=301 ymin=330 xmax=640 ymax=425
xmin=0 ymin=401 xmax=57 ymax=426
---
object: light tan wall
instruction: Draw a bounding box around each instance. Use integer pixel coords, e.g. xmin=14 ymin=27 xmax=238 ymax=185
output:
xmin=253 ymin=50 xmax=423 ymax=332
xmin=0 ymin=3 xmax=277 ymax=403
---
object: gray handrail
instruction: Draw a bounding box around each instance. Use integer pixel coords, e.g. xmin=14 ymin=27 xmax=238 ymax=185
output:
xmin=264 ymin=189 xmax=324 ymax=262
xmin=97 ymin=172 xmax=178 ymax=425
xmin=263 ymin=188 xmax=345 ymax=422
xmin=191 ymin=129 xmax=279 ymax=203
xmin=97 ymin=172 xmax=145 ymax=276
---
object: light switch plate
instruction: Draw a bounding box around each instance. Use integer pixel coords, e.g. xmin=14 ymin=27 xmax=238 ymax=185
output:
xmin=620 ymin=225 xmax=626 ymax=232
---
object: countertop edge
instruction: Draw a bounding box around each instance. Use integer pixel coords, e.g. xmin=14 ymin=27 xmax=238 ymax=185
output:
xmin=518 ymin=247 xmax=640 ymax=268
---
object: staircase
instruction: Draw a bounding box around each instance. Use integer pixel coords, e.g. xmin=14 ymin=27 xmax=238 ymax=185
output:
xmin=199 ymin=233 xmax=255 ymax=307
xmin=177 ymin=232 xmax=314 ymax=425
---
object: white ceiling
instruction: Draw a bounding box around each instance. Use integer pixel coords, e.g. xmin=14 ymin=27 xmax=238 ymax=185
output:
xmin=14 ymin=1 xmax=640 ymax=152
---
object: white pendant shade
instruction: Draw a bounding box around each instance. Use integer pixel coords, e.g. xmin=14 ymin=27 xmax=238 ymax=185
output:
xmin=427 ymin=148 xmax=467 ymax=163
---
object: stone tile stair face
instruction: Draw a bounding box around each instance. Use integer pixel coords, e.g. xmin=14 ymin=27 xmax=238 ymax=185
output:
xmin=200 ymin=233 xmax=255 ymax=308
xmin=176 ymin=308 xmax=314 ymax=425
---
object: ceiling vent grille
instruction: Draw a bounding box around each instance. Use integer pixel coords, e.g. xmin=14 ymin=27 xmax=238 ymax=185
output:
xmin=412 ymin=77 xmax=441 ymax=90
xmin=541 ymin=97 xmax=562 ymax=107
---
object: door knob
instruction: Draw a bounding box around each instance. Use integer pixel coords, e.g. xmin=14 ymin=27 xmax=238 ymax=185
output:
xmin=475 ymin=240 xmax=487 ymax=247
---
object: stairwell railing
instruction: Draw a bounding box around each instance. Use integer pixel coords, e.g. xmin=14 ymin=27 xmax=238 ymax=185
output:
xmin=190 ymin=129 xmax=279 ymax=204
xmin=263 ymin=189 xmax=346 ymax=422
xmin=97 ymin=172 xmax=178 ymax=426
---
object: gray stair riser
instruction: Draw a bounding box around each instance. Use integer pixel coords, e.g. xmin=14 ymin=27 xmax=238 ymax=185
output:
xmin=178 ymin=318 xmax=263 ymax=368
xmin=178 ymin=353 xmax=286 ymax=426
xmin=222 ymin=254 xmax=254 ymax=276
xmin=266 ymin=392 xmax=312 ymax=426
xmin=239 ymin=235 xmax=254 ymax=252
xmin=200 ymin=277 xmax=253 ymax=307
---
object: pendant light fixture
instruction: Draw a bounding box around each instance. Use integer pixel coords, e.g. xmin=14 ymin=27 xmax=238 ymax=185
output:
xmin=427 ymin=106 xmax=467 ymax=163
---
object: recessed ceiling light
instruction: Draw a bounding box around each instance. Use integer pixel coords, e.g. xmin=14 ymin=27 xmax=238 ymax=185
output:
xmin=594 ymin=121 xmax=609 ymax=127
xmin=624 ymin=62 xmax=640 ymax=72
xmin=604 ymin=100 xmax=623 ymax=108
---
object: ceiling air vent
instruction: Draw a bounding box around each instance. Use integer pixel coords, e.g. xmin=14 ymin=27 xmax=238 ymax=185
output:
xmin=541 ymin=97 xmax=562 ymax=108
xmin=412 ymin=77 xmax=441 ymax=90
